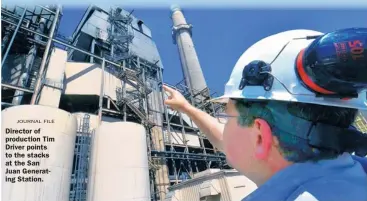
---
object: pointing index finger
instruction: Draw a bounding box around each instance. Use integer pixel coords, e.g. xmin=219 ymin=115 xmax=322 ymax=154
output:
xmin=162 ymin=85 xmax=174 ymax=93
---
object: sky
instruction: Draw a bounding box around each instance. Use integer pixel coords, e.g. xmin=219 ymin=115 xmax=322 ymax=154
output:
xmin=58 ymin=7 xmax=367 ymax=96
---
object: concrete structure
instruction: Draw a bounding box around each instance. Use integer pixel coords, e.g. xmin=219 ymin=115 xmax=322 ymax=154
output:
xmin=1 ymin=105 xmax=77 ymax=201
xmin=171 ymin=5 xmax=209 ymax=103
xmin=164 ymin=169 xmax=257 ymax=201
xmin=87 ymin=122 xmax=150 ymax=201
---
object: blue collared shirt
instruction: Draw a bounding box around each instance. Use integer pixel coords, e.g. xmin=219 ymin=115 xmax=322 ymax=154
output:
xmin=242 ymin=153 xmax=367 ymax=201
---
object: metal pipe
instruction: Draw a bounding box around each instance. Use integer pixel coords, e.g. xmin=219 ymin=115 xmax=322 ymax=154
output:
xmin=140 ymin=59 xmax=149 ymax=116
xmin=38 ymin=5 xmax=57 ymax=15
xmin=150 ymin=151 xmax=226 ymax=160
xmin=1 ymin=6 xmax=27 ymax=69
xmin=30 ymin=6 xmax=60 ymax=104
xmin=2 ymin=102 xmax=16 ymax=107
xmin=98 ymin=58 xmax=105 ymax=124
xmin=173 ymin=159 xmax=179 ymax=184
xmin=122 ymin=65 xmax=127 ymax=121
xmin=1 ymin=83 xmax=34 ymax=93
xmin=1 ymin=18 xmax=49 ymax=39
xmin=159 ymin=68 xmax=173 ymax=148
xmin=2 ymin=9 xmax=23 ymax=21
xmin=2 ymin=32 xmax=11 ymax=53
xmin=162 ymin=122 xmax=199 ymax=131
xmin=90 ymin=39 xmax=95 ymax=63
xmin=177 ymin=110 xmax=194 ymax=177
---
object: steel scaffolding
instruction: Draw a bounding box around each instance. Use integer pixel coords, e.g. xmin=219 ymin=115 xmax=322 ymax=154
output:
xmin=1 ymin=5 xmax=61 ymax=105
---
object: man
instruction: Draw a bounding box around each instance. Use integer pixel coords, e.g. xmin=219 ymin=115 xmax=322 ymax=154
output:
xmin=163 ymin=28 xmax=367 ymax=200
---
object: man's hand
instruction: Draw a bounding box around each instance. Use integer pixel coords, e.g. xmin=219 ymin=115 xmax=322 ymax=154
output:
xmin=162 ymin=85 xmax=225 ymax=151
xmin=162 ymin=85 xmax=192 ymax=112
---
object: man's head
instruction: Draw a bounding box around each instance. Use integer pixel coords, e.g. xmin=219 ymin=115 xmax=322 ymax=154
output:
xmin=221 ymin=99 xmax=358 ymax=185
xmin=211 ymin=28 xmax=367 ymax=184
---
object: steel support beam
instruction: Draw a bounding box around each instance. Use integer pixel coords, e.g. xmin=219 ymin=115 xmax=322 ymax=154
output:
xmin=1 ymin=83 xmax=34 ymax=93
xmin=98 ymin=58 xmax=105 ymax=124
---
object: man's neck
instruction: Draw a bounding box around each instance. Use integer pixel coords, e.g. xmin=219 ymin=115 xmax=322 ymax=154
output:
xmin=256 ymin=158 xmax=293 ymax=186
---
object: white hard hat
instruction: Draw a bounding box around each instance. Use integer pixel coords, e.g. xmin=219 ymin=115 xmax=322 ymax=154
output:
xmin=211 ymin=29 xmax=367 ymax=110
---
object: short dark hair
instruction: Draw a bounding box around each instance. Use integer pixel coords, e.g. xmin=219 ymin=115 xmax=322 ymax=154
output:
xmin=233 ymin=99 xmax=358 ymax=162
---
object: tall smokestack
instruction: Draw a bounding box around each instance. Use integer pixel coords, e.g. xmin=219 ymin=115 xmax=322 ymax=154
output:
xmin=171 ymin=5 xmax=208 ymax=103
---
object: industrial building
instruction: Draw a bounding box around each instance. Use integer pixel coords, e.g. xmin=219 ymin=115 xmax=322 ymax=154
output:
xmin=1 ymin=4 xmax=228 ymax=201
xmin=1 ymin=4 xmax=366 ymax=201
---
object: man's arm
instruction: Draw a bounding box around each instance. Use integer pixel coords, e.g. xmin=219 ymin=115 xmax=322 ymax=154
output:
xmin=184 ymin=104 xmax=225 ymax=151
xmin=162 ymin=85 xmax=225 ymax=151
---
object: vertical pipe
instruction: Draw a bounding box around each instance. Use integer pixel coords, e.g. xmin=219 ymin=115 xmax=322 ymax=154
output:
xmin=2 ymin=31 xmax=11 ymax=53
xmin=210 ymin=101 xmax=218 ymax=154
xmin=172 ymin=159 xmax=178 ymax=184
xmin=159 ymin=68 xmax=178 ymax=185
xmin=98 ymin=58 xmax=105 ymax=124
xmin=178 ymin=112 xmax=187 ymax=146
xmin=178 ymin=111 xmax=194 ymax=178
xmin=110 ymin=24 xmax=115 ymax=59
xmin=200 ymin=135 xmax=207 ymax=155
xmin=30 ymin=6 xmax=60 ymax=104
xmin=1 ymin=6 xmax=27 ymax=68
xmin=122 ymin=65 xmax=127 ymax=121
xmin=140 ymin=59 xmax=149 ymax=116
xmin=160 ymin=70 xmax=173 ymax=147
xmin=107 ymin=98 xmax=110 ymax=109
xmin=90 ymin=39 xmax=95 ymax=63
xmin=188 ymin=160 xmax=193 ymax=178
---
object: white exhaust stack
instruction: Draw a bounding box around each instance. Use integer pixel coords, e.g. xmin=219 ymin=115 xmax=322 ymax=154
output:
xmin=171 ymin=5 xmax=209 ymax=103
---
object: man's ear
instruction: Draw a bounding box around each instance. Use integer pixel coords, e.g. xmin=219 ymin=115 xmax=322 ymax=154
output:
xmin=253 ymin=118 xmax=273 ymax=160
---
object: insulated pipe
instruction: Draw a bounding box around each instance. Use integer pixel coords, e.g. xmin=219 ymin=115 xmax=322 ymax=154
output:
xmin=171 ymin=5 xmax=208 ymax=103
xmin=90 ymin=39 xmax=96 ymax=63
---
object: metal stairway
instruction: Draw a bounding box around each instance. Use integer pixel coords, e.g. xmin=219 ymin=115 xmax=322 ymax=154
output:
xmin=107 ymin=7 xmax=134 ymax=63
xmin=26 ymin=56 xmax=42 ymax=89
xmin=115 ymin=86 xmax=155 ymax=128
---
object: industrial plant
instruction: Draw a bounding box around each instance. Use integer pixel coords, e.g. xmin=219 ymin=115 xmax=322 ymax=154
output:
xmin=1 ymin=4 xmax=367 ymax=201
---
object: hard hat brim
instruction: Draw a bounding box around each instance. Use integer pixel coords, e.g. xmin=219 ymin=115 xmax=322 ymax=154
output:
xmin=208 ymin=96 xmax=229 ymax=103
